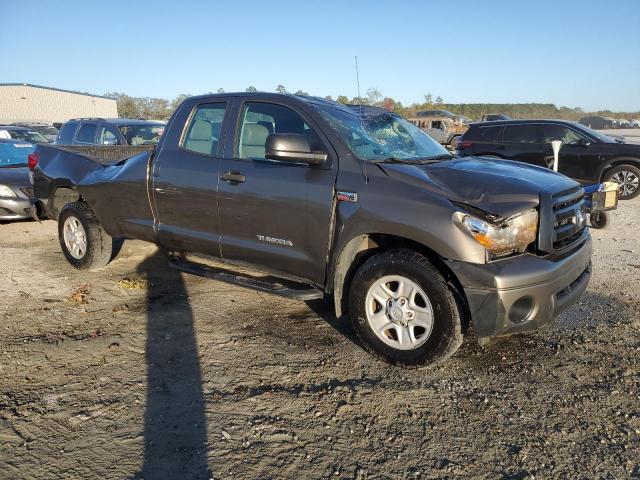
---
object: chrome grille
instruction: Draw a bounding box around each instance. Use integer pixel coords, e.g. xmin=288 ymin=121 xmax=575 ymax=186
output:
xmin=538 ymin=185 xmax=587 ymax=254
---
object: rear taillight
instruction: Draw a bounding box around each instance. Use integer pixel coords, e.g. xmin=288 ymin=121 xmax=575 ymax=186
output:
xmin=459 ymin=141 xmax=473 ymax=149
xmin=28 ymin=153 xmax=39 ymax=171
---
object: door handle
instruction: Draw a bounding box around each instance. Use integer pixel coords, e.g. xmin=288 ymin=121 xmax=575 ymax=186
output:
xmin=221 ymin=171 xmax=246 ymax=184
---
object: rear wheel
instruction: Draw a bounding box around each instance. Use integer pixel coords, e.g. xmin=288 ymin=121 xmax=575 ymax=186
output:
xmin=604 ymin=164 xmax=640 ymax=200
xmin=58 ymin=202 xmax=120 ymax=270
xmin=348 ymin=249 xmax=463 ymax=367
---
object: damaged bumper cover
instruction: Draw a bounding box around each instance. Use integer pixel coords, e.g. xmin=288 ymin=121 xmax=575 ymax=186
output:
xmin=447 ymin=237 xmax=592 ymax=338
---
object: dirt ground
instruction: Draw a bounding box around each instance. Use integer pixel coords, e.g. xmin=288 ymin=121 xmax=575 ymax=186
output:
xmin=0 ymin=200 xmax=639 ymax=480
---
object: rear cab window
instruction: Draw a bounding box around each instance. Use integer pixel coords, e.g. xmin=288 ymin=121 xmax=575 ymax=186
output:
xmin=76 ymin=123 xmax=98 ymax=144
xmin=56 ymin=122 xmax=78 ymax=144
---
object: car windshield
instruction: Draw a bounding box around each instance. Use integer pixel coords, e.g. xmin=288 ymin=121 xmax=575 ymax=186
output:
xmin=315 ymin=105 xmax=450 ymax=161
xmin=573 ymin=123 xmax=619 ymax=143
xmin=0 ymin=142 xmax=35 ymax=167
xmin=118 ymin=124 xmax=164 ymax=145
xmin=26 ymin=125 xmax=59 ymax=136
xmin=3 ymin=129 xmax=50 ymax=143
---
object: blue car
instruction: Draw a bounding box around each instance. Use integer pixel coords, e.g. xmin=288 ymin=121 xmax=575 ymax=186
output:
xmin=0 ymin=139 xmax=38 ymax=221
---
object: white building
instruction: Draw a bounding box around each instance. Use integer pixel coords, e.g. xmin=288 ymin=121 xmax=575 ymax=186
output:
xmin=0 ymin=83 xmax=118 ymax=124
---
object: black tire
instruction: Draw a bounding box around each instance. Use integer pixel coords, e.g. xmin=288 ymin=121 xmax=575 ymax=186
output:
xmin=348 ymin=249 xmax=463 ymax=367
xmin=604 ymin=164 xmax=640 ymax=200
xmin=58 ymin=202 xmax=119 ymax=270
xmin=589 ymin=211 xmax=609 ymax=229
xmin=449 ymin=136 xmax=460 ymax=148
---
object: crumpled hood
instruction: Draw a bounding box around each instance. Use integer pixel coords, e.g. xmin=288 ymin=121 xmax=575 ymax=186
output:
xmin=0 ymin=167 xmax=30 ymax=188
xmin=380 ymin=157 xmax=578 ymax=218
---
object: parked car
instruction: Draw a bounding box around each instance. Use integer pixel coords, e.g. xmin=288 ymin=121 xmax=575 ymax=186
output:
xmin=631 ymin=119 xmax=640 ymax=128
xmin=11 ymin=122 xmax=59 ymax=141
xmin=0 ymin=125 xmax=51 ymax=144
xmin=456 ymin=119 xmax=640 ymax=199
xmin=578 ymin=116 xmax=614 ymax=130
xmin=406 ymin=112 xmax=468 ymax=147
xmin=55 ymin=118 xmax=165 ymax=146
xmin=617 ymin=119 xmax=631 ymax=129
xmin=481 ymin=114 xmax=511 ymax=122
xmin=0 ymin=139 xmax=38 ymax=221
xmin=32 ymin=92 xmax=592 ymax=366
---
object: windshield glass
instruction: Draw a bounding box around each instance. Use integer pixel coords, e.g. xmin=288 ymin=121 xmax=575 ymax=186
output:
xmin=26 ymin=125 xmax=59 ymax=136
xmin=0 ymin=142 xmax=35 ymax=167
xmin=572 ymin=122 xmax=618 ymax=143
xmin=3 ymin=129 xmax=49 ymax=143
xmin=315 ymin=105 xmax=450 ymax=161
xmin=118 ymin=124 xmax=164 ymax=145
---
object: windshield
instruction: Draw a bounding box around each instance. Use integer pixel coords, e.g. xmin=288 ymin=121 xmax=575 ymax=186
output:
xmin=316 ymin=105 xmax=450 ymax=161
xmin=3 ymin=129 xmax=50 ymax=143
xmin=0 ymin=142 xmax=35 ymax=167
xmin=25 ymin=125 xmax=59 ymax=136
xmin=118 ymin=124 xmax=164 ymax=145
xmin=572 ymin=122 xmax=619 ymax=143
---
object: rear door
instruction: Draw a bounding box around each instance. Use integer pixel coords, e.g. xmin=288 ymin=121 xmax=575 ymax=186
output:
xmin=151 ymin=101 xmax=230 ymax=255
xmin=217 ymin=98 xmax=337 ymax=286
xmin=500 ymin=124 xmax=546 ymax=167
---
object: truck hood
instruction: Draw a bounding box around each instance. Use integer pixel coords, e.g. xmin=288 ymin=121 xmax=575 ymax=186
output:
xmin=379 ymin=156 xmax=579 ymax=218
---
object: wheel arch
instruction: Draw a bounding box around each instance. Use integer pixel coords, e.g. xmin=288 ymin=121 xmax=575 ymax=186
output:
xmin=330 ymin=233 xmax=470 ymax=331
xmin=48 ymin=184 xmax=82 ymax=220
xmin=599 ymin=157 xmax=640 ymax=181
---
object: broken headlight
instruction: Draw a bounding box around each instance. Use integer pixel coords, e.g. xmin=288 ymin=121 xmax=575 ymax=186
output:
xmin=462 ymin=209 xmax=538 ymax=255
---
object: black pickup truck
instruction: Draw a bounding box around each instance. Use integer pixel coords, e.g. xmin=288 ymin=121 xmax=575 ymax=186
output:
xmin=31 ymin=93 xmax=592 ymax=366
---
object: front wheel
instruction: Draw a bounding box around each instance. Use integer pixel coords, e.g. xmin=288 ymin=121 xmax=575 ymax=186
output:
xmin=589 ymin=211 xmax=609 ymax=229
xmin=348 ymin=249 xmax=464 ymax=367
xmin=604 ymin=164 xmax=640 ymax=200
xmin=58 ymin=202 xmax=120 ymax=270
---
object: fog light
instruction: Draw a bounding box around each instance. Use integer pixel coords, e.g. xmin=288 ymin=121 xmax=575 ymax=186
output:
xmin=509 ymin=296 xmax=534 ymax=324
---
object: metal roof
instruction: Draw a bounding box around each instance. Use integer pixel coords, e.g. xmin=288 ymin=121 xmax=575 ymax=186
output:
xmin=0 ymin=83 xmax=114 ymax=100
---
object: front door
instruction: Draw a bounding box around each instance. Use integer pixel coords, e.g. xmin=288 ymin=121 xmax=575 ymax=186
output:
xmin=217 ymin=99 xmax=337 ymax=286
xmin=540 ymin=124 xmax=599 ymax=183
xmin=152 ymin=101 xmax=229 ymax=255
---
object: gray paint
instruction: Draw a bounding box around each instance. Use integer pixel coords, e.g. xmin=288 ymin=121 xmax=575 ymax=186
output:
xmin=32 ymin=92 xmax=592 ymax=339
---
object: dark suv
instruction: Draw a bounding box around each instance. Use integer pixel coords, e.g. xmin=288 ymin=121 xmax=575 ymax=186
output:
xmin=55 ymin=118 xmax=165 ymax=146
xmin=456 ymin=119 xmax=640 ymax=199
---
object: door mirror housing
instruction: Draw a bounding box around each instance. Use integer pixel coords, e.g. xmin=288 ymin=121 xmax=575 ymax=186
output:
xmin=265 ymin=133 xmax=327 ymax=165
xmin=576 ymin=138 xmax=591 ymax=147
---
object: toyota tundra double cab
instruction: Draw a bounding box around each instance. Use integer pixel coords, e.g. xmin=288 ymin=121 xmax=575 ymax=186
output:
xmin=30 ymin=93 xmax=592 ymax=366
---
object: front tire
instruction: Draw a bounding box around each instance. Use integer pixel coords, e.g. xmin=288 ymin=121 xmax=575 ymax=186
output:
xmin=58 ymin=202 xmax=119 ymax=270
xmin=348 ymin=249 xmax=464 ymax=367
xmin=604 ymin=164 xmax=640 ymax=200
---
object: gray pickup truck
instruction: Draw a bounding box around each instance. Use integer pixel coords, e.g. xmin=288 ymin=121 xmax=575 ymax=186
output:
xmin=31 ymin=93 xmax=592 ymax=366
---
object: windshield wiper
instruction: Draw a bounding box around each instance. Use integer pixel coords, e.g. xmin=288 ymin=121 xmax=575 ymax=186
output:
xmin=422 ymin=154 xmax=454 ymax=161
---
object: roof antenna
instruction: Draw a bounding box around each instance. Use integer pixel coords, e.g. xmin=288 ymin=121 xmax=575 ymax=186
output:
xmin=355 ymin=55 xmax=369 ymax=184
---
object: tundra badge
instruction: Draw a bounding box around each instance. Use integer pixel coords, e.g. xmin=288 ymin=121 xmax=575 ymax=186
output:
xmin=257 ymin=235 xmax=293 ymax=247
xmin=337 ymin=191 xmax=358 ymax=203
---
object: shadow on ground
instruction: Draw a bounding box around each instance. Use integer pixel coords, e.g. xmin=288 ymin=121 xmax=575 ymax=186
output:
xmin=135 ymin=250 xmax=212 ymax=480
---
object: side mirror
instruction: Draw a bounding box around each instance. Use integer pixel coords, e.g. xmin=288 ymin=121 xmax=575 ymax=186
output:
xmin=265 ymin=133 xmax=327 ymax=165
xmin=577 ymin=138 xmax=591 ymax=147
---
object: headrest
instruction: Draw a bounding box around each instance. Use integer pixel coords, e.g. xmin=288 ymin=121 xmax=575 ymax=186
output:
xmin=241 ymin=123 xmax=269 ymax=146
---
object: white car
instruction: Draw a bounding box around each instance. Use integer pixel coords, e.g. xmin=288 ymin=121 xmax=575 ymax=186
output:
xmin=631 ymin=119 xmax=640 ymax=128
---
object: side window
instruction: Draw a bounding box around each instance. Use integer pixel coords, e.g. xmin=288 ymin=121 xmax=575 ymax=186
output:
xmin=502 ymin=124 xmax=539 ymax=143
xmin=431 ymin=120 xmax=444 ymax=130
xmin=237 ymin=102 xmax=319 ymax=160
xmin=542 ymin=125 xmax=585 ymax=145
xmin=76 ymin=123 xmax=97 ymax=144
xmin=96 ymin=125 xmax=119 ymax=145
xmin=182 ymin=103 xmax=227 ymax=155
xmin=57 ymin=122 xmax=78 ymax=144
xmin=479 ymin=126 xmax=502 ymax=142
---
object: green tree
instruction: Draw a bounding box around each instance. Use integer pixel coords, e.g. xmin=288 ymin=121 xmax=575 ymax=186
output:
xmin=366 ymin=87 xmax=383 ymax=106
xmin=276 ymin=84 xmax=287 ymax=94
xmin=217 ymin=88 xmax=225 ymax=94
xmin=170 ymin=93 xmax=191 ymax=112
xmin=294 ymin=90 xmax=309 ymax=96
xmin=324 ymin=95 xmax=334 ymax=101
xmin=435 ymin=96 xmax=443 ymax=104
xmin=336 ymin=95 xmax=349 ymax=104
xmin=245 ymin=86 xmax=258 ymax=92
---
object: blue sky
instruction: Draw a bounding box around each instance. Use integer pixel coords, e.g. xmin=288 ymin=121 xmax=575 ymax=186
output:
xmin=2 ymin=0 xmax=639 ymax=111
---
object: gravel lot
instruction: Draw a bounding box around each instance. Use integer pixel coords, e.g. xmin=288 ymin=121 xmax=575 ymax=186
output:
xmin=0 ymin=198 xmax=639 ymax=479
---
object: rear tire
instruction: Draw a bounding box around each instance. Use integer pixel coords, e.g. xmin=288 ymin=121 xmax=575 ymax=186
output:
xmin=58 ymin=202 xmax=119 ymax=270
xmin=348 ymin=249 xmax=463 ymax=367
xmin=604 ymin=164 xmax=640 ymax=200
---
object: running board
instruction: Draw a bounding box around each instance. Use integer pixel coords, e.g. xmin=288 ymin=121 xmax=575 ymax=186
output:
xmin=168 ymin=257 xmax=324 ymax=301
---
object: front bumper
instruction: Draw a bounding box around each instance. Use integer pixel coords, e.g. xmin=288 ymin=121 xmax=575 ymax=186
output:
xmin=447 ymin=237 xmax=592 ymax=338
xmin=0 ymin=197 xmax=35 ymax=220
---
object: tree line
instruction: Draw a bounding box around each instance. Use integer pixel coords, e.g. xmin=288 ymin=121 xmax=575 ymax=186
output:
xmin=105 ymin=87 xmax=639 ymax=122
